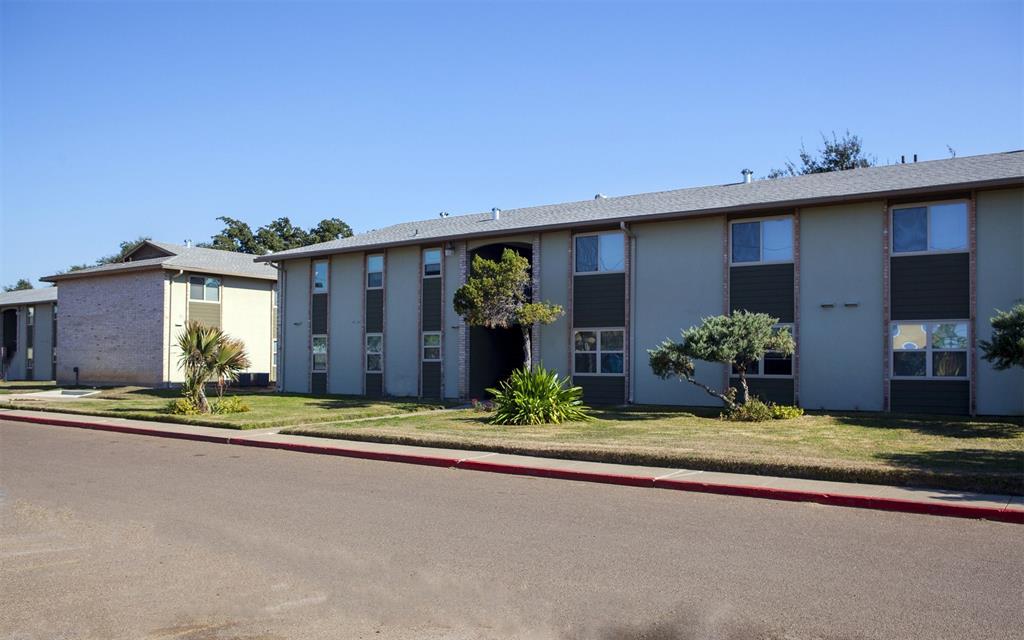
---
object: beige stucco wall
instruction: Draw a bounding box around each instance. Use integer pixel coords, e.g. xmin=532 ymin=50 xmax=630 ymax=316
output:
xmin=537 ymin=230 xmax=571 ymax=376
xmin=976 ymin=187 xmax=1024 ymax=415
xmin=281 ymin=259 xmax=311 ymax=393
xmin=220 ymin=275 xmax=274 ymax=376
xmin=56 ymin=270 xmax=166 ymax=386
xmin=384 ymin=246 xmax=420 ymax=397
xmin=328 ymin=253 xmax=364 ymax=394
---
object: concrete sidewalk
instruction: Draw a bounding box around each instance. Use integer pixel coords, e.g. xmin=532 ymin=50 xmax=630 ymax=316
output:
xmin=2 ymin=407 xmax=1021 ymax=523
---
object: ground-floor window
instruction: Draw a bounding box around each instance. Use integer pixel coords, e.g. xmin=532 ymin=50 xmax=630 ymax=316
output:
xmin=312 ymin=335 xmax=328 ymax=372
xmin=422 ymin=332 xmax=441 ymax=362
xmin=366 ymin=333 xmax=383 ymax=373
xmin=891 ymin=321 xmax=968 ymax=378
xmin=573 ymin=328 xmax=624 ymax=375
xmin=732 ymin=323 xmax=794 ymax=377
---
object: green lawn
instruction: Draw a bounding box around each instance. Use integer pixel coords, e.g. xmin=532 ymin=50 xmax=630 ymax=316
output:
xmin=0 ymin=380 xmax=57 ymax=394
xmin=0 ymin=386 xmax=449 ymax=429
xmin=283 ymin=406 xmax=1024 ymax=494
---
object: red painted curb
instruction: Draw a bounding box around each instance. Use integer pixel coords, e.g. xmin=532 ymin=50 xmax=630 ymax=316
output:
xmin=4 ymin=412 xmax=1022 ymax=524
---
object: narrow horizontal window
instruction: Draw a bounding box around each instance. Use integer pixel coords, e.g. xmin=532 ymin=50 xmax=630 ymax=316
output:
xmin=574 ymin=232 xmax=624 ymax=273
xmin=892 ymin=202 xmax=967 ymax=254
xmin=423 ymin=249 xmax=442 ymax=278
xmin=574 ymin=328 xmax=624 ymax=375
xmin=367 ymin=254 xmax=384 ymax=289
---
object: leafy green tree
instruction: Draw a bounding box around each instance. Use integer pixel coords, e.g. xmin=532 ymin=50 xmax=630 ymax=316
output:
xmin=453 ymin=249 xmax=563 ymax=369
xmin=648 ymin=311 xmax=794 ymax=410
xmin=96 ymin=236 xmax=152 ymax=265
xmin=767 ymin=131 xmax=874 ymax=179
xmin=980 ymin=303 xmax=1024 ymax=370
xmin=176 ymin=320 xmax=251 ymax=413
xmin=205 ymin=216 xmax=261 ymax=254
xmin=308 ymin=217 xmax=354 ymax=244
xmin=2 ymin=279 xmax=33 ymax=292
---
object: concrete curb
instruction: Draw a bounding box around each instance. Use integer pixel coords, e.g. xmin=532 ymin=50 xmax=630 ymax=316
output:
xmin=5 ymin=412 xmax=1022 ymax=524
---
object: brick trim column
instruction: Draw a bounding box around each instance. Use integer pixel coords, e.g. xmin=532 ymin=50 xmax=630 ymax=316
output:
xmin=531 ymin=233 xmax=541 ymax=369
xmin=792 ymin=209 xmax=801 ymax=407
xmin=882 ymin=202 xmax=891 ymax=412
xmin=458 ymin=241 xmax=469 ymax=399
xmin=968 ymin=191 xmax=978 ymax=416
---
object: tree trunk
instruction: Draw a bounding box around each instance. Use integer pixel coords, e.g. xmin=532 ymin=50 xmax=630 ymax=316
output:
xmin=737 ymin=371 xmax=750 ymax=405
xmin=683 ymin=375 xmax=736 ymax=412
xmin=521 ymin=326 xmax=532 ymax=371
xmin=197 ymin=385 xmax=210 ymax=413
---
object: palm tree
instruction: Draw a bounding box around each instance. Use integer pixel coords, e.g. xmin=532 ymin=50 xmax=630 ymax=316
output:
xmin=176 ymin=321 xmax=251 ymax=413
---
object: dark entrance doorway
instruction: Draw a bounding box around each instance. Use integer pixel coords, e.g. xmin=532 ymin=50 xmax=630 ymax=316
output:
xmin=468 ymin=242 xmax=532 ymax=399
xmin=1 ymin=308 xmax=17 ymax=378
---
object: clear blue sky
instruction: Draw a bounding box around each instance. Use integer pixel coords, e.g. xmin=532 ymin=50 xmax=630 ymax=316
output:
xmin=2 ymin=0 xmax=1022 ymax=286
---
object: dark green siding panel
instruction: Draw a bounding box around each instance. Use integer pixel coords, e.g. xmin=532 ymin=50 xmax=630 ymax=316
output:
xmin=421 ymin=362 xmax=442 ymax=398
xmin=729 ymin=263 xmax=794 ymax=322
xmin=890 ymin=380 xmax=969 ymax=415
xmin=574 ymin=375 xmax=625 ymax=405
xmin=730 ymin=377 xmax=794 ymax=405
xmin=311 ymin=294 xmax=329 ymax=334
xmin=365 ymin=289 xmax=384 ymax=332
xmin=890 ymin=254 xmax=969 ymax=320
xmin=365 ymin=373 xmax=383 ymax=397
xmin=188 ymin=302 xmax=221 ymax=328
xmin=573 ymin=273 xmax=625 ymax=327
xmin=311 ymin=372 xmax=327 ymax=395
xmin=422 ymin=278 xmax=442 ymax=332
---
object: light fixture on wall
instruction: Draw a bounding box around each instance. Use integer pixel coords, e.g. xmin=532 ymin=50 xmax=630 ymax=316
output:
xmin=444 ymin=242 xmax=454 ymax=257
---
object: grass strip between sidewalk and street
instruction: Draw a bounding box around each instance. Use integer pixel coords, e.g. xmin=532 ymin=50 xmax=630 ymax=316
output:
xmin=280 ymin=406 xmax=1024 ymax=495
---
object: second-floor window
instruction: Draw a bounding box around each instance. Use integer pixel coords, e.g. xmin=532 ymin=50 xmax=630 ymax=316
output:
xmin=731 ymin=216 xmax=793 ymax=264
xmin=892 ymin=202 xmax=967 ymax=254
xmin=189 ymin=276 xmax=221 ymax=302
xmin=312 ymin=260 xmax=329 ymax=293
xmin=367 ymin=254 xmax=384 ymax=289
xmin=423 ymin=249 xmax=441 ymax=277
xmin=575 ymin=232 xmax=624 ymax=273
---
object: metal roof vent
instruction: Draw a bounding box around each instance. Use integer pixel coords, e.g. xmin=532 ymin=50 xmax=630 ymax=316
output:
xmin=741 ymin=169 xmax=754 ymax=184
xmin=595 ymin=193 xmax=607 ymax=200
xmin=491 ymin=207 xmax=501 ymax=221
xmin=439 ymin=211 xmax=450 ymax=218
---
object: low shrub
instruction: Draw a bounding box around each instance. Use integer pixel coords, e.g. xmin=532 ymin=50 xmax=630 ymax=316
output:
xmin=724 ymin=398 xmax=805 ymax=422
xmin=167 ymin=397 xmax=200 ymax=415
xmin=470 ymin=398 xmax=495 ymax=413
xmin=487 ymin=366 xmax=590 ymax=425
xmin=212 ymin=396 xmax=251 ymax=415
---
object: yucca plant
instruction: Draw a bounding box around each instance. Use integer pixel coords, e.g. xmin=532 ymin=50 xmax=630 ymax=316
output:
xmin=176 ymin=321 xmax=251 ymax=414
xmin=486 ymin=365 xmax=590 ymax=425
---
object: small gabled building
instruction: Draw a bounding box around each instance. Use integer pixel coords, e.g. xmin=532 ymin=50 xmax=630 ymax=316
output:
xmin=42 ymin=241 xmax=278 ymax=387
xmin=259 ymin=151 xmax=1024 ymax=416
xmin=0 ymin=287 xmax=59 ymax=382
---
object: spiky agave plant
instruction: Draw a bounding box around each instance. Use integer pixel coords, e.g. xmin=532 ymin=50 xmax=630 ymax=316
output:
xmin=176 ymin=321 xmax=250 ymax=413
xmin=486 ymin=365 xmax=590 ymax=425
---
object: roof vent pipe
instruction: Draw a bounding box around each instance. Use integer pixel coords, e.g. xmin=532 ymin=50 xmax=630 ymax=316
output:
xmin=595 ymin=193 xmax=607 ymax=200
xmin=491 ymin=207 xmax=501 ymax=221
xmin=741 ymin=169 xmax=753 ymax=184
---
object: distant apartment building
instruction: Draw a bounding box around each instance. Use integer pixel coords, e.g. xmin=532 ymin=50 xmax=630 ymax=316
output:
xmin=0 ymin=287 xmax=58 ymax=382
xmin=261 ymin=151 xmax=1023 ymax=415
xmin=43 ymin=241 xmax=277 ymax=387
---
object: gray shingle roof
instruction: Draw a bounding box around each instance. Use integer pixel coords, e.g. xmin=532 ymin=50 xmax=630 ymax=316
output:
xmin=257 ymin=150 xmax=1024 ymax=262
xmin=0 ymin=287 xmax=58 ymax=306
xmin=43 ymin=241 xmax=277 ymax=282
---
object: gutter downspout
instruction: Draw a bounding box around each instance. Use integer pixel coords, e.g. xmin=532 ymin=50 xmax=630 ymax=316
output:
xmin=620 ymin=222 xmax=636 ymax=404
xmin=167 ymin=269 xmax=183 ymax=386
xmin=273 ymin=262 xmax=284 ymax=392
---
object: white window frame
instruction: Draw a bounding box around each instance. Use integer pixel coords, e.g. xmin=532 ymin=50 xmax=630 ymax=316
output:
xmin=890 ymin=199 xmax=969 ymax=257
xmin=422 ymin=248 xmax=442 ymax=278
xmin=573 ymin=327 xmax=625 ymax=376
xmin=26 ymin=306 xmax=34 ymax=326
xmin=729 ymin=215 xmax=794 ymax=266
xmin=271 ymin=338 xmax=278 ymax=370
xmin=311 ymin=334 xmax=328 ymax=373
xmin=312 ymin=259 xmax=329 ymax=294
xmin=365 ymin=332 xmax=384 ymax=373
xmin=731 ymin=323 xmax=794 ymax=378
xmin=366 ymin=254 xmax=385 ymax=290
xmin=573 ymin=231 xmax=625 ymax=275
xmin=189 ymin=275 xmax=222 ymax=303
xmin=890 ymin=319 xmax=970 ymax=380
xmin=421 ymin=331 xmax=442 ymax=362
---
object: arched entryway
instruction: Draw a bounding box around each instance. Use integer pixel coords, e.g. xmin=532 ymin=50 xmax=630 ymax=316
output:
xmin=468 ymin=242 xmax=532 ymax=399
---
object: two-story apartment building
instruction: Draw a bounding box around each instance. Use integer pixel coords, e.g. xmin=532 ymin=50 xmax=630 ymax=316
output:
xmin=0 ymin=287 xmax=59 ymax=382
xmin=43 ymin=241 xmax=278 ymax=387
xmin=260 ymin=151 xmax=1024 ymax=415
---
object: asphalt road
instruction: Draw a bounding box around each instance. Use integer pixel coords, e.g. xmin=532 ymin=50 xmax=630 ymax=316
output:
xmin=1 ymin=420 xmax=1022 ymax=640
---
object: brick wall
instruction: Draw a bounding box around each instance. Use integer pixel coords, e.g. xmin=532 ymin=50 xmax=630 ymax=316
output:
xmin=55 ymin=270 xmax=167 ymax=385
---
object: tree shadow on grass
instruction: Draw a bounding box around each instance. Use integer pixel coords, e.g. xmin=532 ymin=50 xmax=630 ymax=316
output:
xmin=589 ymin=405 xmax=723 ymax=422
xmin=830 ymin=411 xmax=1023 ymax=439
xmin=875 ymin=449 xmax=1024 ymax=495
